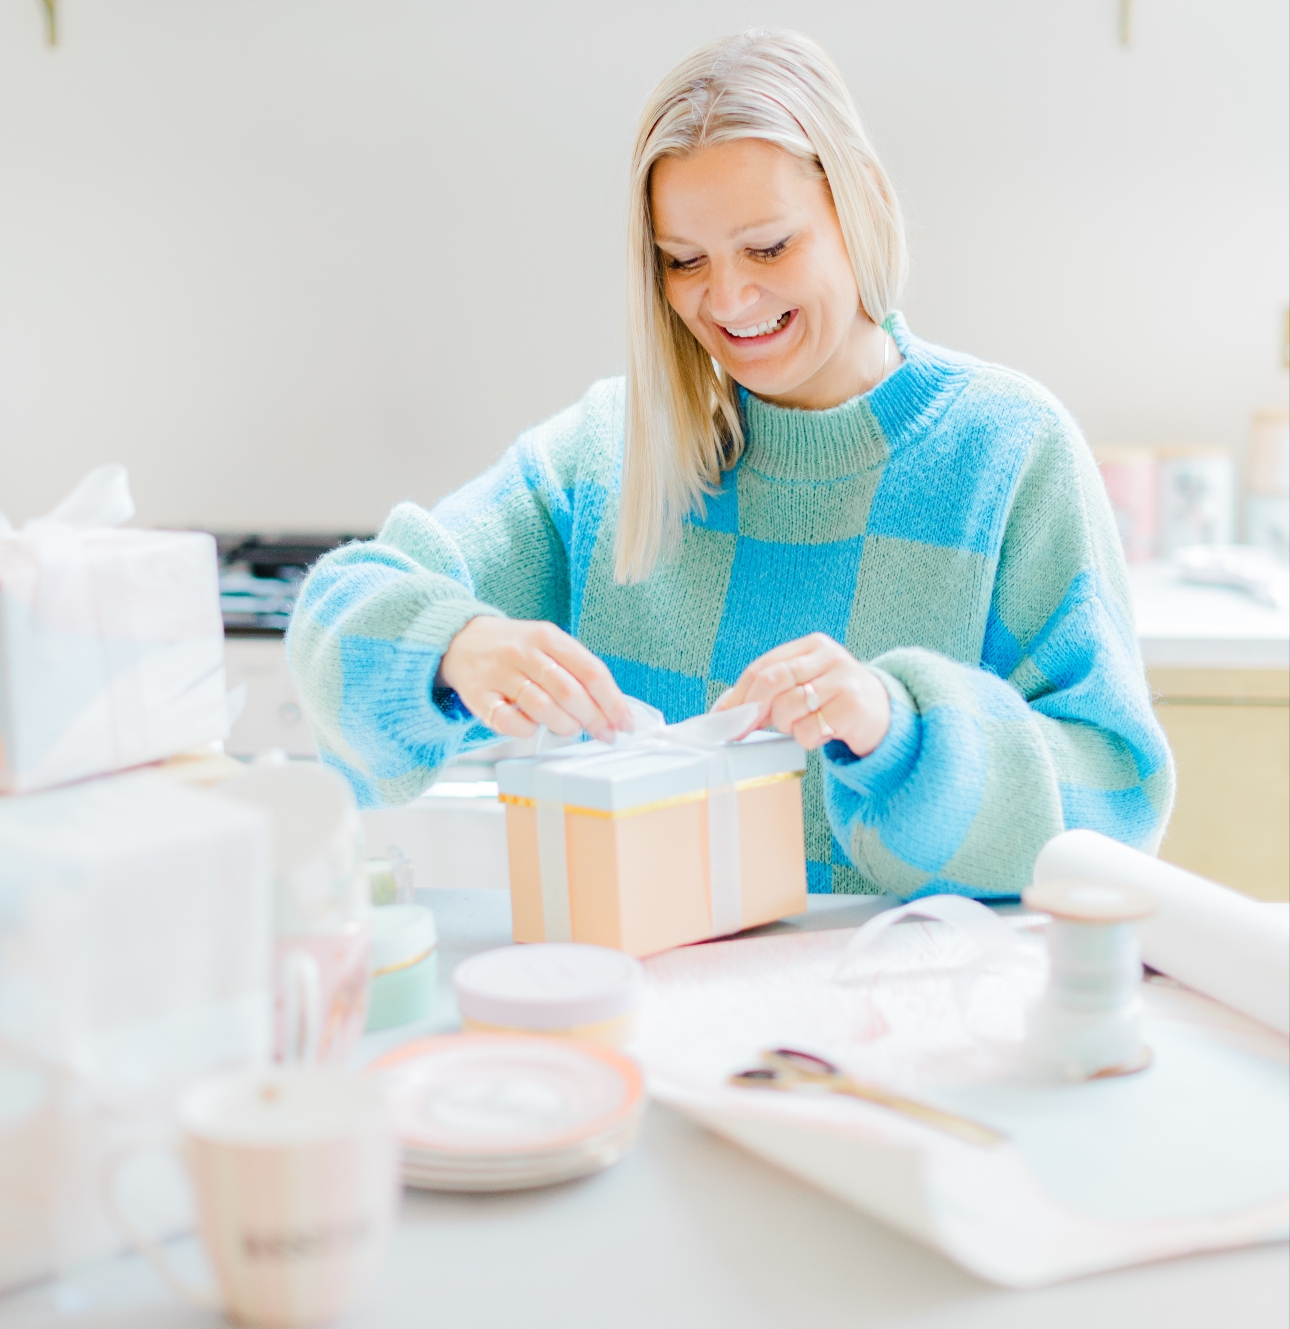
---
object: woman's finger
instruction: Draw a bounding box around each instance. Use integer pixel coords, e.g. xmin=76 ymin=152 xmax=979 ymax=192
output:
xmin=790 ymin=711 xmax=836 ymax=751
xmin=521 ymin=652 xmax=616 ymax=741
xmin=511 ymin=679 xmax=583 ymax=738
xmin=768 ymin=666 xmax=841 ymax=735
xmin=744 ymin=646 xmax=839 ymax=706
xmin=478 ymin=693 xmax=540 ymax=739
xmin=714 ymin=634 xmax=840 ymax=711
xmin=538 ymin=628 xmax=634 ymax=731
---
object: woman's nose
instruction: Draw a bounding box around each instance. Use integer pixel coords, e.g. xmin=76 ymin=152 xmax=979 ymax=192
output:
xmin=706 ymin=259 xmax=759 ymax=323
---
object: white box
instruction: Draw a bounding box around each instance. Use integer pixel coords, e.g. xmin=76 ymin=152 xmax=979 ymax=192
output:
xmin=0 ymin=526 xmax=229 ymax=793
xmin=0 ymin=772 xmax=273 ymax=1290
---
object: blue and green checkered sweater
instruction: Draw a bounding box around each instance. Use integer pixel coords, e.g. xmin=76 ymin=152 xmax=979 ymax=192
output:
xmin=287 ymin=315 xmax=1174 ymax=898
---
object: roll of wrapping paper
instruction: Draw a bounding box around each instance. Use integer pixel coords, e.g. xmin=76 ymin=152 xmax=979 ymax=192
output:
xmin=1033 ymin=831 xmax=1289 ymax=1034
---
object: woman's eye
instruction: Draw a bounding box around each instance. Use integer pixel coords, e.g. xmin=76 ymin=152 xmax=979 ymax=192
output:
xmin=749 ymin=239 xmax=789 ymax=261
xmin=666 ymin=255 xmax=703 ymax=272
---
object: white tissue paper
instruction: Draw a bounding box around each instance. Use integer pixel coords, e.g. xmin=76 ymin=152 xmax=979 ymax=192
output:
xmin=0 ymin=465 xmax=229 ymax=794
xmin=634 ymin=880 xmax=1288 ymax=1286
xmin=0 ymin=771 xmax=274 ymax=1291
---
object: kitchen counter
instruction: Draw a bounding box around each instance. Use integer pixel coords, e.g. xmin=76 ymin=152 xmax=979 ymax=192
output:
xmin=1 ymin=890 xmax=1284 ymax=1329
xmin=1129 ymin=560 xmax=1288 ymax=669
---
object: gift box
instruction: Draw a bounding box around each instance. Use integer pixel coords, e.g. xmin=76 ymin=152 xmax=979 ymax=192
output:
xmin=0 ymin=466 xmax=229 ymax=794
xmin=0 ymin=769 xmax=273 ymax=1290
xmin=496 ymin=705 xmax=808 ymax=957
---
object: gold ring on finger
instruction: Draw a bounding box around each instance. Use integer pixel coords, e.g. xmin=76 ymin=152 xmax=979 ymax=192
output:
xmin=801 ymin=682 xmax=822 ymax=714
xmin=817 ymin=712 xmax=835 ymax=741
xmin=513 ymin=679 xmax=536 ymax=710
xmin=485 ymin=698 xmax=508 ymax=729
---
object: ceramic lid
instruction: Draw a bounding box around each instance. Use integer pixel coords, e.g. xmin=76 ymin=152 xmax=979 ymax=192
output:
xmin=454 ymin=943 xmax=642 ymax=1029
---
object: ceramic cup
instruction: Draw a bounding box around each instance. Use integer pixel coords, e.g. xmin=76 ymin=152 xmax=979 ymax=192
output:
xmin=218 ymin=764 xmax=373 ymax=1065
xmin=106 ymin=1066 xmax=399 ymax=1328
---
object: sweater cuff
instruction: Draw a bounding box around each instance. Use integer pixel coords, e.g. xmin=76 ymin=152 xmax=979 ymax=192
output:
xmin=410 ymin=597 xmax=505 ymax=704
xmin=822 ymin=667 xmax=921 ymax=804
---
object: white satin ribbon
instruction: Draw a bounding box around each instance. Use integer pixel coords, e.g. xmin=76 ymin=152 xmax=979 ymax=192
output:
xmin=534 ymin=698 xmax=760 ymax=942
xmin=834 ymin=895 xmax=1019 ymax=982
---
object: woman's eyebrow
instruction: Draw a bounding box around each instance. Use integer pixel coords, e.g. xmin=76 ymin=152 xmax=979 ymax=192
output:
xmin=729 ymin=216 xmax=791 ymax=239
xmin=655 ymin=217 xmax=790 ymax=247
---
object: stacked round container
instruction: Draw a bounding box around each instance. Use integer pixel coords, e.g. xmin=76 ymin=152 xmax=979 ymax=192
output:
xmin=453 ymin=943 xmax=643 ymax=1047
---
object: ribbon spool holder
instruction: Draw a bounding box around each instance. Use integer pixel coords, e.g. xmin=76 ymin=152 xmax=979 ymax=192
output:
xmin=1021 ymin=877 xmax=1158 ymax=1081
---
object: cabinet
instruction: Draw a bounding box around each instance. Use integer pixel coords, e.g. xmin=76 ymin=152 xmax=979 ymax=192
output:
xmin=1150 ymin=668 xmax=1289 ymax=901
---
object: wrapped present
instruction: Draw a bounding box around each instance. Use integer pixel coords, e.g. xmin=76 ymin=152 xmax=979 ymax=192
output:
xmin=496 ymin=703 xmax=807 ymax=957
xmin=0 ymin=769 xmax=274 ymax=1290
xmin=0 ymin=465 xmax=228 ymax=794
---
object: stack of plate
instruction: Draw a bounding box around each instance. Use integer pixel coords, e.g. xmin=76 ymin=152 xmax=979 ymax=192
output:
xmin=368 ymin=1033 xmax=646 ymax=1192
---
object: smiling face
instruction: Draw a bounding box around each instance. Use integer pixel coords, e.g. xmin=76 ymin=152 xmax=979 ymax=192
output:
xmin=650 ymin=138 xmax=887 ymax=410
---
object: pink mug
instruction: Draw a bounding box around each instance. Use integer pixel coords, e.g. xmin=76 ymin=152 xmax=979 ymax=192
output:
xmin=105 ymin=1066 xmax=399 ymax=1328
xmin=277 ymin=928 xmax=371 ymax=1065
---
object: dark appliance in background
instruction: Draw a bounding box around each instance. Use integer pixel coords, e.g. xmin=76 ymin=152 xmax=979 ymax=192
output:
xmin=215 ymin=533 xmax=374 ymax=635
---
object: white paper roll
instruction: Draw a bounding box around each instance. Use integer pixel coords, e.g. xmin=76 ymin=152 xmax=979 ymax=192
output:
xmin=1033 ymin=831 xmax=1289 ymax=1035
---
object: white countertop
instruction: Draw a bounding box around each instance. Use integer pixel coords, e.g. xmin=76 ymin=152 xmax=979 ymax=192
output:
xmin=3 ymin=891 xmax=1285 ymax=1329
xmin=1130 ymin=561 xmax=1289 ymax=669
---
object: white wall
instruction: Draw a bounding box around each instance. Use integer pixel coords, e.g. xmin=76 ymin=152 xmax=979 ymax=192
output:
xmin=1 ymin=0 xmax=1286 ymax=532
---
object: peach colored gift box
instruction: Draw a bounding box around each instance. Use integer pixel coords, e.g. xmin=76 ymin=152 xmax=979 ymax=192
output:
xmin=496 ymin=721 xmax=807 ymax=958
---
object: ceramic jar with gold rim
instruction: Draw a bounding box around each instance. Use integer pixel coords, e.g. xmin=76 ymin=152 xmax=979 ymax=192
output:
xmin=365 ymin=905 xmax=437 ymax=1032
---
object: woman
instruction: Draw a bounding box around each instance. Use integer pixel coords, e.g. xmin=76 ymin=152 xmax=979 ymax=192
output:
xmin=288 ymin=29 xmax=1173 ymax=898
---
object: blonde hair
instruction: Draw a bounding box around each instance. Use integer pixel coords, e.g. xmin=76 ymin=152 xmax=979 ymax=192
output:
xmin=616 ymin=29 xmax=907 ymax=582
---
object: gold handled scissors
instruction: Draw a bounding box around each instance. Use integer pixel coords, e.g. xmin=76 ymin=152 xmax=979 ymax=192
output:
xmin=729 ymin=1047 xmax=1005 ymax=1149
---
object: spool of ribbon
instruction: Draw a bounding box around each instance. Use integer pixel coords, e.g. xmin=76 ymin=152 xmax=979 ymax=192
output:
xmin=533 ymin=698 xmax=761 ymax=943
xmin=1022 ymin=877 xmax=1156 ymax=1080
xmin=834 ymin=886 xmax=1156 ymax=1081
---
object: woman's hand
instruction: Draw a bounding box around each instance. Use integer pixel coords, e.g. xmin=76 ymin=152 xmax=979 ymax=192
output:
xmin=712 ymin=633 xmax=890 ymax=756
xmin=438 ymin=616 xmax=634 ymax=743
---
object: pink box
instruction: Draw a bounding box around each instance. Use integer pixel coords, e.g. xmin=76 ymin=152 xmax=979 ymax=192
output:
xmin=1095 ymin=448 xmax=1157 ymax=562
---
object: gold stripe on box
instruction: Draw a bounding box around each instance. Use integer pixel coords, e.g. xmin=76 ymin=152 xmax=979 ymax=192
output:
xmin=497 ymin=768 xmax=804 ymax=820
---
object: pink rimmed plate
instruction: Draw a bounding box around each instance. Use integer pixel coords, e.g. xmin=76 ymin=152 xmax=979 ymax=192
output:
xmin=368 ymin=1033 xmax=646 ymax=1160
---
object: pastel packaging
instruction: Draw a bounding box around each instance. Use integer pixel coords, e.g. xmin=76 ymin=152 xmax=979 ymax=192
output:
xmin=366 ymin=905 xmax=438 ymax=1032
xmin=1094 ymin=447 xmax=1156 ymax=562
xmin=0 ymin=771 xmax=273 ymax=1291
xmin=496 ymin=714 xmax=807 ymax=958
xmin=455 ymin=943 xmax=643 ymax=1047
xmin=0 ymin=467 xmax=228 ymax=794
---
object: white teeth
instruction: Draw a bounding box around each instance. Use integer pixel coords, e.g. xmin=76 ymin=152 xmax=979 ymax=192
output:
xmin=724 ymin=311 xmax=790 ymax=338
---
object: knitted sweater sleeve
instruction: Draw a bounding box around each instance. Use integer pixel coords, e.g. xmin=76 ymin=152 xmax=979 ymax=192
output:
xmin=286 ymin=385 xmax=611 ymax=807
xmin=820 ymin=410 xmax=1175 ymax=898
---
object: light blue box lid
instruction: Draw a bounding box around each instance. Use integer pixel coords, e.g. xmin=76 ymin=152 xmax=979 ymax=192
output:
xmin=495 ymin=729 xmax=804 ymax=813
